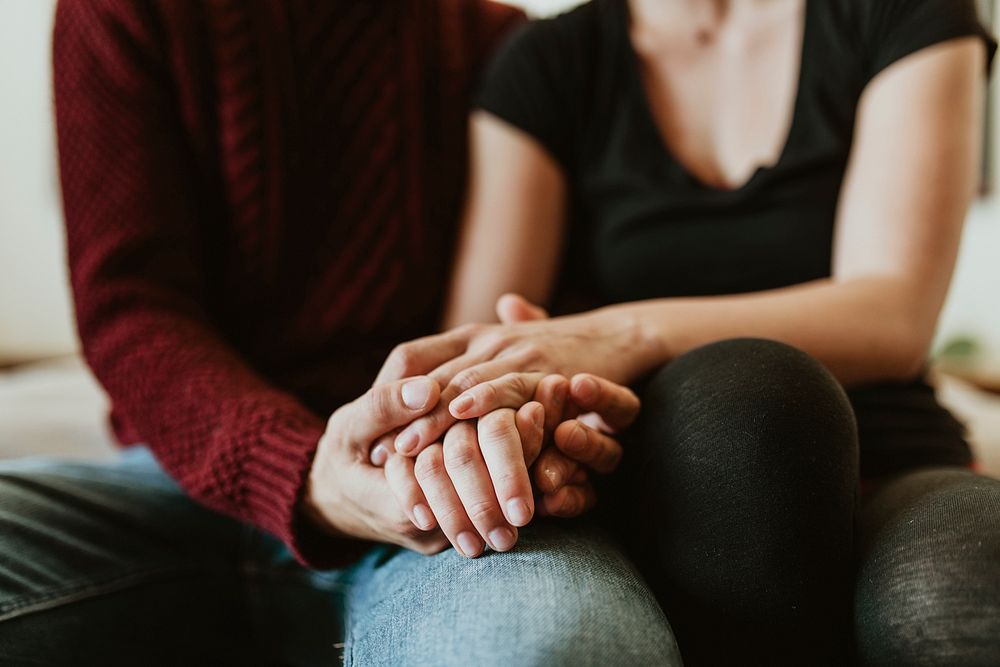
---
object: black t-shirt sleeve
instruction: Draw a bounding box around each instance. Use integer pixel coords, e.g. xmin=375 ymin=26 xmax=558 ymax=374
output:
xmin=862 ymin=0 xmax=997 ymax=83
xmin=475 ymin=19 xmax=578 ymax=170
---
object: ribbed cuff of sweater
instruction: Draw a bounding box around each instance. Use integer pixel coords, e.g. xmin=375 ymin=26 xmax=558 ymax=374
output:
xmin=245 ymin=418 xmax=371 ymax=570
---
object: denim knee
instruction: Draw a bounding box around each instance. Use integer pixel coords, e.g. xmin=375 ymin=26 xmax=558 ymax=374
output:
xmin=345 ymin=523 xmax=681 ymax=667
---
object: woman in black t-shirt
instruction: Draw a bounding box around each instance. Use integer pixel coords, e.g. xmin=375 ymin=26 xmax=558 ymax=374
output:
xmin=388 ymin=0 xmax=1000 ymax=663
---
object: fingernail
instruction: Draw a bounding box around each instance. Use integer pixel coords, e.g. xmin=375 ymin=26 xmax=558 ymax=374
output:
xmin=576 ymin=376 xmax=598 ymax=401
xmin=489 ymin=527 xmax=516 ymax=552
xmin=395 ymin=430 xmax=419 ymax=455
xmin=506 ymin=498 xmax=532 ymax=526
xmin=451 ymin=394 xmax=474 ymax=416
xmin=531 ymin=404 xmax=544 ymax=429
xmin=413 ymin=504 xmax=435 ymax=530
xmin=402 ymin=378 xmax=434 ymax=410
xmin=457 ymin=531 xmax=483 ymax=558
xmin=566 ymin=424 xmax=587 ymax=452
xmin=370 ymin=444 xmax=388 ymax=467
xmin=543 ymin=466 xmax=562 ymax=491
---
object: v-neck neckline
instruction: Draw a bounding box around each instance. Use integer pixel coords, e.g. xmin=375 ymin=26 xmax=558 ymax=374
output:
xmin=618 ymin=0 xmax=812 ymax=194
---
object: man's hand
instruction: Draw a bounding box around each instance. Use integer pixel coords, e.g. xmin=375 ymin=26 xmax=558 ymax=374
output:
xmin=303 ymin=376 xmax=450 ymax=555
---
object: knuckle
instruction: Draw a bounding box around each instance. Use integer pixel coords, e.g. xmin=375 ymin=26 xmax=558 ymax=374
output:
xmin=365 ymin=387 xmax=396 ymax=424
xmin=480 ymin=411 xmax=516 ymax=442
xmin=456 ymin=322 xmax=485 ymax=339
xmin=512 ymin=342 xmax=544 ymax=367
xmin=414 ymin=448 xmax=446 ymax=481
xmin=451 ymin=369 xmax=483 ymax=394
xmin=470 ymin=330 xmax=509 ymax=356
xmin=464 ymin=499 xmax=499 ymax=524
xmin=435 ymin=506 xmax=469 ymax=529
xmin=504 ymin=372 xmax=529 ymax=398
xmin=478 ymin=381 xmax=500 ymax=406
xmin=491 ymin=468 xmax=525 ymax=494
xmin=443 ymin=439 xmax=479 ymax=470
xmin=388 ymin=343 xmax=417 ymax=376
xmin=462 ymin=383 xmax=497 ymax=412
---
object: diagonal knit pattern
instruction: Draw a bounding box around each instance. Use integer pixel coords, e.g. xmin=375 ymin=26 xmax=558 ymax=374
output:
xmin=53 ymin=0 xmax=524 ymax=567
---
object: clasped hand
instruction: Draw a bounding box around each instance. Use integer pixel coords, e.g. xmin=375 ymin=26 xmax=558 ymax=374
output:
xmin=305 ymin=295 xmax=641 ymax=558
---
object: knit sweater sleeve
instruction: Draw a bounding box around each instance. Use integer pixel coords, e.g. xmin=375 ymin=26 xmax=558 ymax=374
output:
xmin=53 ymin=0 xmax=360 ymax=569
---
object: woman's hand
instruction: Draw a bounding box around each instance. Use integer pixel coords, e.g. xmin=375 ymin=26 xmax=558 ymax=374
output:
xmin=533 ymin=374 xmax=640 ymax=517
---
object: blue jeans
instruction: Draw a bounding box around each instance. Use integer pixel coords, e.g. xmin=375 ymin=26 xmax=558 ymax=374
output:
xmin=0 ymin=447 xmax=681 ymax=666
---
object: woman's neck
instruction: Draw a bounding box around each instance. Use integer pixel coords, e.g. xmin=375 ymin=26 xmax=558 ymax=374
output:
xmin=628 ymin=0 xmax=799 ymax=47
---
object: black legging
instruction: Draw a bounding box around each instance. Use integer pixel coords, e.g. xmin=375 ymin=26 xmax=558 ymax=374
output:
xmin=605 ymin=338 xmax=1000 ymax=666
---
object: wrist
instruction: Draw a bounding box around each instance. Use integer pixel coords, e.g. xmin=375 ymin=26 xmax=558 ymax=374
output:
xmin=301 ymin=434 xmax=347 ymax=538
xmin=592 ymin=303 xmax=668 ymax=382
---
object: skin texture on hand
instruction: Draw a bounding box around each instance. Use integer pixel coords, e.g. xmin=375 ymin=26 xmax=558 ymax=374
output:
xmin=379 ymin=368 xmax=641 ymax=556
xmin=359 ymin=295 xmax=642 ymax=557
xmin=304 ymin=376 xmax=451 ymax=554
xmin=382 ymin=403 xmax=544 ymax=557
xmin=375 ymin=307 xmax=655 ymax=458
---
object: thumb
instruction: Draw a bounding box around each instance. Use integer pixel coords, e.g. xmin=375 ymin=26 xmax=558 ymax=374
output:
xmin=347 ymin=376 xmax=440 ymax=445
xmin=496 ymin=293 xmax=549 ymax=324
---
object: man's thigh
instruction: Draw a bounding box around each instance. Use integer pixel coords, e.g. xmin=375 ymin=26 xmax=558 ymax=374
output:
xmin=343 ymin=519 xmax=681 ymax=667
xmin=0 ymin=448 xmax=271 ymax=664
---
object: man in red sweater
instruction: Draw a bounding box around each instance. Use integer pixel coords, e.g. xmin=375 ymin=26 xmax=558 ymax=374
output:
xmin=0 ymin=1 xmax=679 ymax=664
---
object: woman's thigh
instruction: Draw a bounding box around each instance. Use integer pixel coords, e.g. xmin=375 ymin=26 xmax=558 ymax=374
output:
xmin=856 ymin=466 xmax=1000 ymax=666
xmin=342 ymin=519 xmax=681 ymax=667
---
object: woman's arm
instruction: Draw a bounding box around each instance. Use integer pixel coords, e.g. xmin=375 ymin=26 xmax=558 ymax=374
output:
xmin=388 ymin=36 xmax=986 ymax=456
xmin=445 ymin=37 xmax=984 ymax=382
xmin=616 ymin=36 xmax=985 ymax=385
xmin=442 ymin=111 xmax=568 ymax=328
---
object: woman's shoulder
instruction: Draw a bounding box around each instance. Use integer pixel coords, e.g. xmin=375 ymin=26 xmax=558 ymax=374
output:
xmin=817 ymin=0 xmax=995 ymax=85
xmin=494 ymin=0 xmax=620 ymax=70
xmin=484 ymin=0 xmax=625 ymax=105
xmin=475 ymin=1 xmax=619 ymax=170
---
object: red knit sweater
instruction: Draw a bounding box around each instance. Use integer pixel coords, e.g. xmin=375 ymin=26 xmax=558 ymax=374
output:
xmin=54 ymin=0 xmax=524 ymax=567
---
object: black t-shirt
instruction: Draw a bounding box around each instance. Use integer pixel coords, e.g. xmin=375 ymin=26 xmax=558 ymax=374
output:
xmin=477 ymin=0 xmax=997 ymax=477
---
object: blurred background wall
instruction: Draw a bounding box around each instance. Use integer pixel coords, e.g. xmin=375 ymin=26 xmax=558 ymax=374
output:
xmin=0 ymin=0 xmax=997 ymax=367
xmin=0 ymin=0 xmax=75 ymax=364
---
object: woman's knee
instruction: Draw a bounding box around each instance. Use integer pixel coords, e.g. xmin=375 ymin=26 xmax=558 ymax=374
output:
xmin=634 ymin=337 xmax=857 ymax=486
xmin=622 ymin=339 xmax=858 ymax=635
xmin=857 ymin=469 xmax=1000 ymax=666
